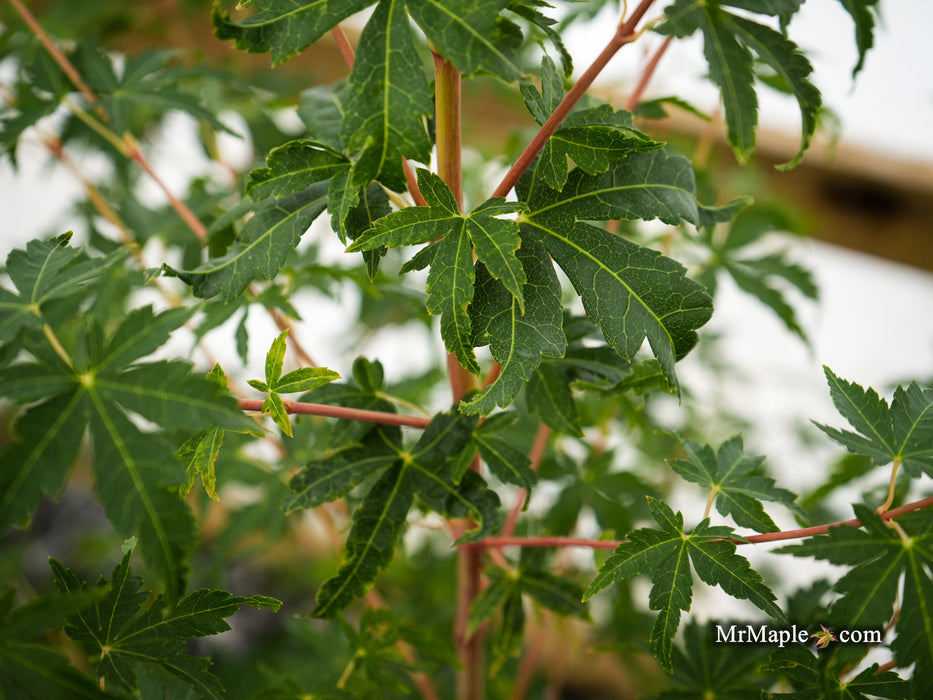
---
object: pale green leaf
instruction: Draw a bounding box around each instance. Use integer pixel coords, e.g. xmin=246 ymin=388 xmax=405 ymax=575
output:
xmin=274 ymin=366 xmax=341 ymax=394
xmin=263 ymin=391 xmax=292 ymax=437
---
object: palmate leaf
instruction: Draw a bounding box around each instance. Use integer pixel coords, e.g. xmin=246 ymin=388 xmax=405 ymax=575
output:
xmin=166 ymin=180 xmax=330 ymax=301
xmin=462 ymin=238 xmax=566 ymax=415
xmin=0 ymin=587 xmax=113 ymax=700
xmin=660 ymin=0 xmax=820 ymax=167
xmin=768 ymin=646 xmax=911 ymax=700
xmin=340 ymin=0 xmax=434 ymax=191
xmin=0 ymin=233 xmax=126 ymax=344
xmin=814 ymin=367 xmax=933 ymax=478
xmin=777 ymin=506 xmax=933 ymax=700
xmin=51 ymin=552 xmax=280 ymax=699
xmin=349 ymin=169 xmax=528 ymax=373
xmin=0 ymin=305 xmax=254 ymax=599
xmin=520 ymin=149 xmax=712 ymax=392
xmin=657 ymin=619 xmax=772 ymax=700
xmin=585 ymin=497 xmax=784 ymax=671
xmin=521 ymin=57 xmax=662 ymax=190
xmin=73 ymin=47 xmax=234 ymax=137
xmin=212 ymin=0 xmax=375 ymax=65
xmin=407 ymin=0 xmax=525 ymax=82
xmin=312 ymin=411 xmax=500 ymax=618
xmin=669 ymin=436 xmax=799 ymax=533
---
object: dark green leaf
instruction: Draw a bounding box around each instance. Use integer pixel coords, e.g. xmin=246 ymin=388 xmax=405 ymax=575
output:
xmin=52 ymin=553 xmax=280 ymax=698
xmin=340 ymin=0 xmax=433 ymax=191
xmin=285 ymin=426 xmax=400 ymax=513
xmin=408 ymin=0 xmax=525 ymax=81
xmin=462 ymin=238 xmax=566 ymax=414
xmin=814 ymin=368 xmax=933 ymax=477
xmin=245 ymin=139 xmax=348 ymax=200
xmin=837 ymin=0 xmax=881 ymax=77
xmin=669 ymin=436 xmax=799 ymax=532
xmin=522 ymin=149 xmax=712 ymax=390
xmin=585 ymin=497 xmax=784 ymax=670
xmin=166 ymin=182 xmax=329 ymax=300
xmin=212 ymin=0 xmax=375 ymax=65
xmin=312 ymin=463 xmax=414 ymax=618
xmin=777 ymin=506 xmax=933 ymax=698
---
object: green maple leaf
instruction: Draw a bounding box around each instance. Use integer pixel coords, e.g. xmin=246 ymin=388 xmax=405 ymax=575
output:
xmin=656 ymin=619 xmax=772 ymax=700
xmin=814 ymin=367 xmax=933 ymax=478
xmin=468 ymin=411 xmax=537 ymax=489
xmin=0 ymin=304 xmax=255 ymax=599
xmin=521 ymin=56 xmax=663 ymax=190
xmin=0 ymin=233 xmax=126 ymax=345
xmin=0 ymin=587 xmax=112 ymax=699
xmin=769 ymin=645 xmax=912 ymax=699
xmin=51 ymin=552 xmax=280 ymax=699
xmin=165 ymin=180 xmax=330 ymax=301
xmin=836 ymin=0 xmax=881 ymax=78
xmin=312 ymin=411 xmax=500 ymax=618
xmin=669 ymin=436 xmax=800 ymax=533
xmin=245 ymin=139 xmax=349 ymax=200
xmin=349 ymin=169 xmax=528 ymax=374
xmin=339 ymin=0 xmax=434 ymax=191
xmin=660 ymin=0 xmax=821 ymax=167
xmin=520 ymin=150 xmax=712 ymax=393
xmin=584 ymin=497 xmax=785 ymax=670
xmin=468 ymin=551 xmax=587 ymax=672
xmin=698 ymin=205 xmax=816 ymax=340
xmin=407 ymin=0 xmax=525 ymax=82
xmin=212 ymin=0 xmax=375 ymax=65
xmin=74 ymin=47 xmax=235 ymax=137
xmin=777 ymin=506 xmax=933 ymax=699
xmin=462 ymin=237 xmax=566 ymax=414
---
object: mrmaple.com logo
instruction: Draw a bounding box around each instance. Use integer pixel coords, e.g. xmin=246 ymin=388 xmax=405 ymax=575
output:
xmin=714 ymin=623 xmax=883 ymax=648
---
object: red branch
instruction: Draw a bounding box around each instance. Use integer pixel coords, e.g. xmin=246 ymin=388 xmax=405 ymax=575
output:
xmin=491 ymin=0 xmax=657 ymax=199
xmin=478 ymin=496 xmax=933 ymax=550
xmin=238 ymin=398 xmax=430 ymax=429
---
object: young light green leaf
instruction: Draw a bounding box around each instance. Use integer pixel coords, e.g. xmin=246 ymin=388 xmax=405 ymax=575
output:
xmin=177 ymin=426 xmax=224 ymax=500
xmin=166 ymin=181 xmax=330 ymax=301
xmin=51 ymin=552 xmax=280 ymax=698
xmin=585 ymin=497 xmax=784 ymax=670
xmin=407 ymin=0 xmax=525 ymax=81
xmin=670 ymin=436 xmax=799 ymax=532
xmin=340 ymin=0 xmax=433 ymax=191
xmin=274 ymin=367 xmax=341 ymax=394
xmin=263 ymin=391 xmax=292 ymax=437
xmin=212 ymin=0 xmax=375 ymax=65
xmin=814 ymin=367 xmax=933 ymax=478
xmin=462 ymin=239 xmax=566 ymax=414
xmin=265 ymin=330 xmax=288 ymax=387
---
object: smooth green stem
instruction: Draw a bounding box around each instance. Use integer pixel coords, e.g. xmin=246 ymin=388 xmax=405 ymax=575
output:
xmin=42 ymin=323 xmax=74 ymax=371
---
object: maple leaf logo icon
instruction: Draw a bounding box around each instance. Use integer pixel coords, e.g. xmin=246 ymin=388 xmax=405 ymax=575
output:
xmin=811 ymin=625 xmax=837 ymax=649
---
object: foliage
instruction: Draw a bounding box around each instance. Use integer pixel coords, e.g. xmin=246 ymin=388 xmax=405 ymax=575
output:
xmin=0 ymin=0 xmax=926 ymax=698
